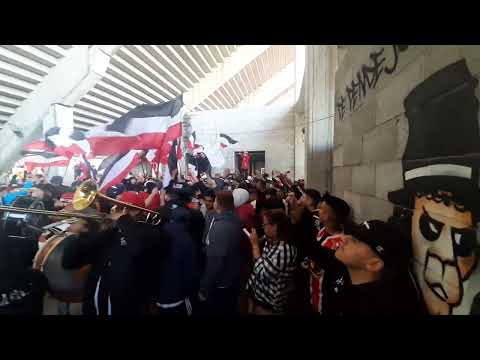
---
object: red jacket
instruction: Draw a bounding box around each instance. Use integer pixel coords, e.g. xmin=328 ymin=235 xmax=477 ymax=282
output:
xmin=236 ymin=203 xmax=257 ymax=231
xmin=241 ymin=154 xmax=251 ymax=170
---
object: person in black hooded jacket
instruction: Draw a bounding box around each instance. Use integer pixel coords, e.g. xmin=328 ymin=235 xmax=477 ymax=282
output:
xmin=150 ymin=200 xmax=199 ymax=315
xmin=62 ymin=192 xmax=167 ymax=316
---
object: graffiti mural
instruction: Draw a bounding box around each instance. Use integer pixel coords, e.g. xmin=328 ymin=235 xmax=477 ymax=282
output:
xmin=388 ymin=59 xmax=480 ymax=315
xmin=336 ymin=45 xmax=409 ymax=121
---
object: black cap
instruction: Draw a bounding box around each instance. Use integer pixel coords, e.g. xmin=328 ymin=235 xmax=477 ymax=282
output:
xmin=322 ymin=192 xmax=350 ymax=220
xmin=344 ymin=220 xmax=409 ymax=271
xmin=304 ymin=188 xmax=322 ymax=207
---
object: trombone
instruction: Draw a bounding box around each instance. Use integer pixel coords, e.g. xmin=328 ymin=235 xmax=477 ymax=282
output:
xmin=0 ymin=179 xmax=162 ymax=225
xmin=72 ymin=179 xmax=162 ymax=225
xmin=0 ymin=205 xmax=103 ymax=221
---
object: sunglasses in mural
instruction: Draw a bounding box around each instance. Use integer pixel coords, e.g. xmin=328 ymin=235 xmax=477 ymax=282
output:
xmin=388 ymin=59 xmax=480 ymax=315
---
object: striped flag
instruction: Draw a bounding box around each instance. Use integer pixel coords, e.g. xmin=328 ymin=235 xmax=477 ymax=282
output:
xmin=86 ymin=96 xmax=184 ymax=156
xmin=22 ymin=155 xmax=70 ymax=172
xmin=23 ymin=140 xmax=54 ymax=154
xmin=98 ymin=150 xmax=143 ymax=192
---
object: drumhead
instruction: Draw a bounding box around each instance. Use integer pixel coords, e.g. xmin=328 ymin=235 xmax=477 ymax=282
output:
xmin=38 ymin=233 xmax=90 ymax=303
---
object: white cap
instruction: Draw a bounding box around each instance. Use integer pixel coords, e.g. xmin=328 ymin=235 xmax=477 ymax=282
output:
xmin=232 ymin=188 xmax=250 ymax=208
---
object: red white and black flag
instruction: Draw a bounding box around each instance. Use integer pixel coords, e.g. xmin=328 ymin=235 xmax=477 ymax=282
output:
xmin=98 ymin=150 xmax=143 ymax=192
xmin=21 ymin=155 xmax=70 ymax=172
xmin=86 ymin=96 xmax=184 ymax=156
xmin=24 ymin=128 xmax=91 ymax=159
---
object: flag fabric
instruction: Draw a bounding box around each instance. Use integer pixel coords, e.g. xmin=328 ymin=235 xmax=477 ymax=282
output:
xmin=98 ymin=153 xmax=124 ymax=172
xmin=186 ymin=131 xmax=199 ymax=151
xmin=22 ymin=155 xmax=70 ymax=172
xmin=203 ymin=144 xmax=225 ymax=168
xmin=98 ymin=150 xmax=143 ymax=192
xmin=168 ymin=139 xmax=180 ymax=175
xmin=45 ymin=127 xmax=91 ymax=158
xmin=219 ymin=133 xmax=238 ymax=148
xmin=79 ymin=154 xmax=96 ymax=180
xmin=86 ymin=96 xmax=184 ymax=156
xmin=161 ymin=163 xmax=172 ymax=188
xmin=23 ymin=140 xmax=54 ymax=154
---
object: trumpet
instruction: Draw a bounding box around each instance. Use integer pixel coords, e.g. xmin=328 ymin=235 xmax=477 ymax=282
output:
xmin=72 ymin=179 xmax=162 ymax=225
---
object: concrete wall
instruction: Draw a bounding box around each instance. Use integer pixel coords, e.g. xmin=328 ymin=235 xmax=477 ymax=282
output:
xmin=189 ymin=105 xmax=295 ymax=176
xmin=333 ymin=45 xmax=480 ymax=315
xmin=294 ymin=112 xmax=306 ymax=180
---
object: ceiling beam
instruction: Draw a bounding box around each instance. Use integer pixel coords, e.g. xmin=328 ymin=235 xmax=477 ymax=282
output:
xmin=121 ymin=46 xmax=184 ymax=95
xmin=183 ymin=45 xmax=270 ymax=110
xmin=0 ymin=45 xmax=121 ymax=172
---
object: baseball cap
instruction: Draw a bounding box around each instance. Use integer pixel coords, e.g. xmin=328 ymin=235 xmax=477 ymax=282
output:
xmin=120 ymin=191 xmax=145 ymax=208
xmin=344 ymin=220 xmax=410 ymax=271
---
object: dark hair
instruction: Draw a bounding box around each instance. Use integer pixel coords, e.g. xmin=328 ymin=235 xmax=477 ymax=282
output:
xmin=304 ymin=188 xmax=322 ymax=207
xmin=263 ymin=209 xmax=293 ymax=244
xmin=203 ymin=189 xmax=216 ymax=200
xmin=215 ymin=191 xmax=234 ymax=211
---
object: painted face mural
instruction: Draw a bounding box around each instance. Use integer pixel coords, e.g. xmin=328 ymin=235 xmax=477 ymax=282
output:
xmin=388 ymin=59 xmax=480 ymax=315
xmin=412 ymin=193 xmax=477 ymax=314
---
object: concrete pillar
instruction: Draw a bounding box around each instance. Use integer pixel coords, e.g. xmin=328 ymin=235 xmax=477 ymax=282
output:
xmin=303 ymin=45 xmax=337 ymax=192
xmin=43 ymin=104 xmax=74 ymax=183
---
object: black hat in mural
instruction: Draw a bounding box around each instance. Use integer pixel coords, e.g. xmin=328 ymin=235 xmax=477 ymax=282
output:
xmin=388 ymin=59 xmax=480 ymax=215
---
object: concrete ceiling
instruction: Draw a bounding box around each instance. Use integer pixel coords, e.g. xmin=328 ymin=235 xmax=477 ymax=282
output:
xmin=0 ymin=45 xmax=297 ymax=133
xmin=195 ymin=45 xmax=296 ymax=111
xmin=0 ymin=45 xmax=74 ymax=129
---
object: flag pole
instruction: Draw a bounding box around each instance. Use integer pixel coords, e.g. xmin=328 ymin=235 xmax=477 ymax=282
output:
xmin=182 ymin=111 xmax=192 ymax=181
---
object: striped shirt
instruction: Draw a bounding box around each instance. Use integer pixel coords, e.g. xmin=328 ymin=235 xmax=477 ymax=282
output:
xmin=246 ymin=239 xmax=297 ymax=313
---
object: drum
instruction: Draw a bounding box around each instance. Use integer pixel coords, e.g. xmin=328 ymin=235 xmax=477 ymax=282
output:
xmin=33 ymin=230 xmax=91 ymax=303
xmin=38 ymin=218 xmax=78 ymax=248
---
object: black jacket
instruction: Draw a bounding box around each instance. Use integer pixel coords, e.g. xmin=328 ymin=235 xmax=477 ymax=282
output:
xmin=200 ymin=211 xmax=244 ymax=299
xmin=309 ymin=245 xmax=424 ymax=317
xmin=150 ymin=220 xmax=198 ymax=304
xmin=62 ymin=215 xmax=166 ymax=316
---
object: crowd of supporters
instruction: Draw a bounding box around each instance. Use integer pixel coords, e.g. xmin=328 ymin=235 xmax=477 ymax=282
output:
xmin=0 ymin=168 xmax=426 ymax=317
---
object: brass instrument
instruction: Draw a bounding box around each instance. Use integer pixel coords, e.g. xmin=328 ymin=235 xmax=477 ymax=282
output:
xmin=72 ymin=179 xmax=162 ymax=225
xmin=0 ymin=205 xmax=103 ymax=221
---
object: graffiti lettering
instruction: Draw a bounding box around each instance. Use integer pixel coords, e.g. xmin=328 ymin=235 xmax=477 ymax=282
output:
xmin=336 ymin=95 xmax=346 ymax=121
xmin=336 ymin=45 xmax=409 ymax=120
xmin=385 ymin=45 xmax=409 ymax=74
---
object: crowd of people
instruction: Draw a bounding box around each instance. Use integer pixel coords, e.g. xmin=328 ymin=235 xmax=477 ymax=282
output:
xmin=0 ymin=167 xmax=427 ymax=317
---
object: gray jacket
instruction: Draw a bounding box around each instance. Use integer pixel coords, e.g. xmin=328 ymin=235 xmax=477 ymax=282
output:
xmin=200 ymin=210 xmax=244 ymax=298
